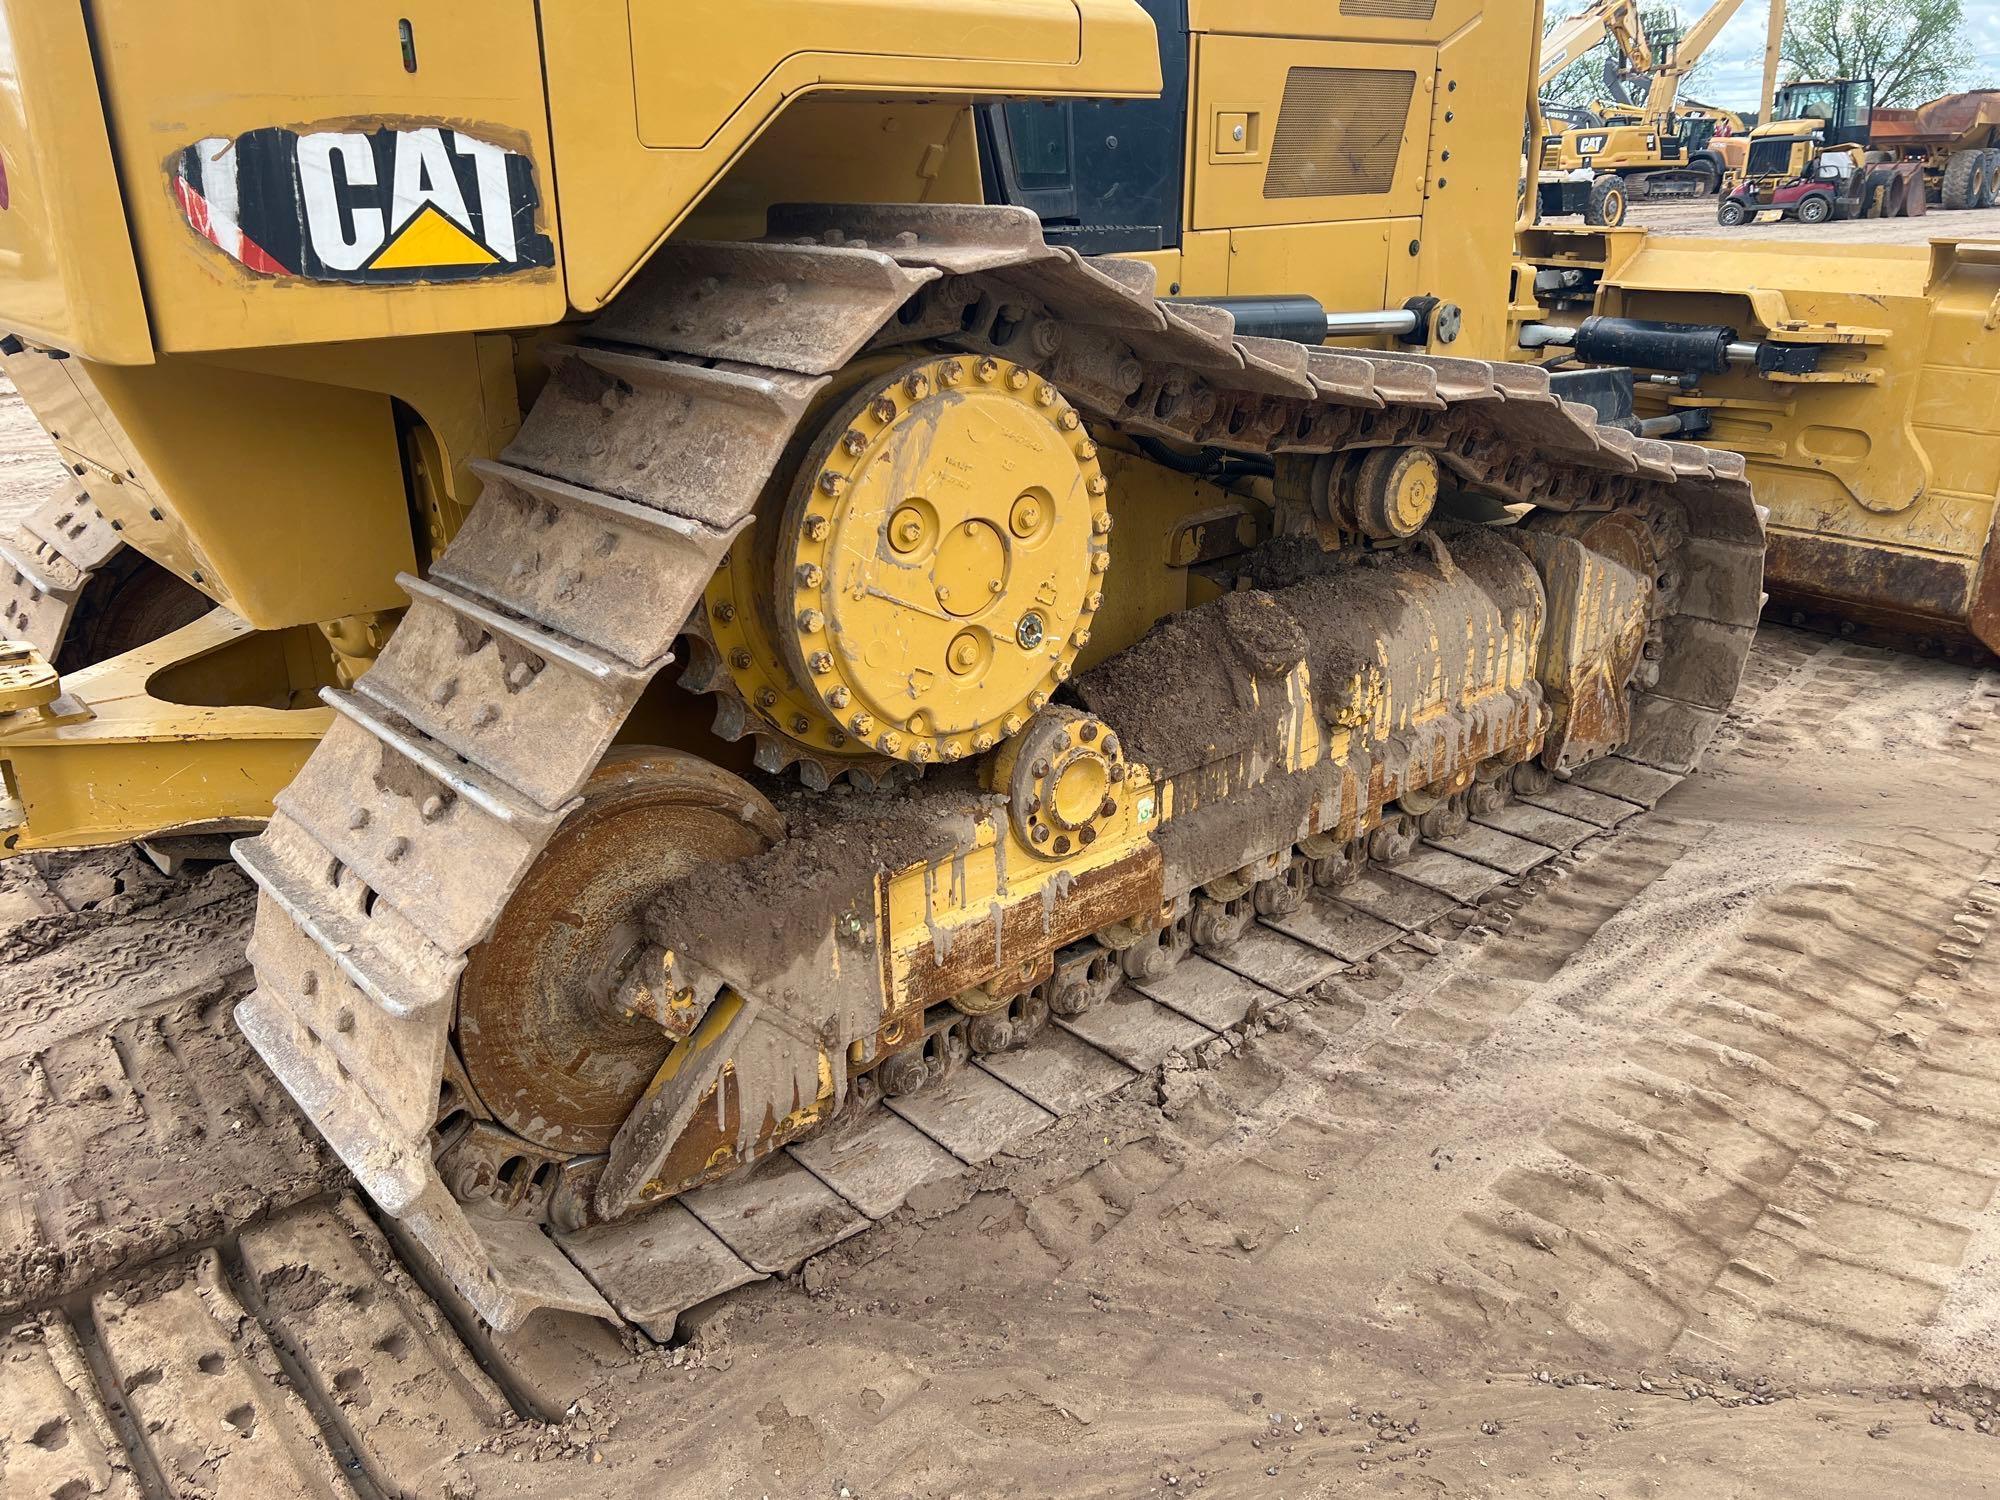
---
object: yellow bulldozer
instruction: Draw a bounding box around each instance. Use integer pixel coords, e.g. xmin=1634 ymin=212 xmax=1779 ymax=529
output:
xmin=0 ymin=1 xmax=1762 ymax=1330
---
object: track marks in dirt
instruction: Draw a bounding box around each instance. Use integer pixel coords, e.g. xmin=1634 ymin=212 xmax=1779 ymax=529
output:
xmin=0 ymin=987 xmax=343 ymax=1320
xmin=1423 ymin=822 xmax=2000 ymax=1386
xmin=1 ymin=1196 xmax=521 ymax=1500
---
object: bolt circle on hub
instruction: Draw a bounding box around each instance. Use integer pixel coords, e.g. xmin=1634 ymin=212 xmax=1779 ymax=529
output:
xmin=990 ymin=708 xmax=1127 ymax=860
xmin=701 ymin=354 xmax=1109 ymax=769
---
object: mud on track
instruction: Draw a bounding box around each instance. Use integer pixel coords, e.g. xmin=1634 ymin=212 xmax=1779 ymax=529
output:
xmin=3 ymin=623 xmax=1999 ymax=1498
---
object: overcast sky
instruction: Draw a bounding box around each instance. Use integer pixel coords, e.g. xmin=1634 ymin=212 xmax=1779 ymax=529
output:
xmin=1546 ymin=1 xmax=2000 ymax=108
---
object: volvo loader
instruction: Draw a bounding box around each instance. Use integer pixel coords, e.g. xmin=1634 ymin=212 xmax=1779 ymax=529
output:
xmin=0 ymin=2 xmax=1760 ymax=1332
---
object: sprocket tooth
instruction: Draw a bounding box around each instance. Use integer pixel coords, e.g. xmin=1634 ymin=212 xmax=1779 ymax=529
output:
xmin=711 ymin=692 xmax=752 ymax=743
xmin=679 ymin=633 xmax=726 ymax=695
xmin=751 ymin=733 xmax=802 ymax=776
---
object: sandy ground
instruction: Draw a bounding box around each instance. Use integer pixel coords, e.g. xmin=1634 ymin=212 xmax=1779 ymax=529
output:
xmin=8 ymin=620 xmax=1996 ymax=1500
xmin=1626 ymin=196 xmax=2000 ymax=243
xmin=4 ymin=360 xmax=2000 ymax=1495
xmin=0 ymin=373 xmax=64 ymax=531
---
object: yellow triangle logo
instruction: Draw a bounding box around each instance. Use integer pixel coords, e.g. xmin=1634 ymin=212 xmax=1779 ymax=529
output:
xmin=368 ymin=203 xmax=500 ymax=270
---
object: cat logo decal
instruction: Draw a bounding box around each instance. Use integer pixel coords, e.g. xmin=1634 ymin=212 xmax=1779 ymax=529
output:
xmin=172 ymin=124 xmax=554 ymax=283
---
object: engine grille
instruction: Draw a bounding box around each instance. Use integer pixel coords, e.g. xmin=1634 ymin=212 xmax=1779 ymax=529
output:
xmin=1264 ymin=68 xmax=1417 ymax=200
xmin=1339 ymin=0 xmax=1438 ymax=16
xmin=1747 ymin=136 xmax=1801 ymax=178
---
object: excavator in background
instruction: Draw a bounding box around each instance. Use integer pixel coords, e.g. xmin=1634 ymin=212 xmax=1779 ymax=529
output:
xmin=1538 ymin=0 xmax=1653 ymax=102
xmin=1537 ymin=0 xmax=1765 ymax=225
xmin=0 ymin=0 xmax=1758 ymax=1334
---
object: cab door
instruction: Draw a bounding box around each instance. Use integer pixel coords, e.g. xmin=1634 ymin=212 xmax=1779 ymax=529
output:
xmin=1189 ymin=32 xmax=1435 ymax=232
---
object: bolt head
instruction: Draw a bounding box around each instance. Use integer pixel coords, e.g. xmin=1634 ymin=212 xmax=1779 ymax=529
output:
xmin=730 ymin=648 xmax=753 ymax=670
xmin=829 ymin=686 xmax=851 ymax=709
xmin=797 ymin=563 xmax=824 ymax=588
xmin=755 ymin=687 xmax=777 ymax=709
xmin=810 ymin=651 xmax=834 ymax=675
xmin=803 ymin=515 xmax=829 ymax=541
xmin=1058 ymin=411 xmax=1081 ymax=432
xmin=1093 ymin=513 xmax=1112 ymax=535
xmin=798 ymin=609 xmax=825 ymax=633
xmin=714 ymin=600 xmax=737 ymax=622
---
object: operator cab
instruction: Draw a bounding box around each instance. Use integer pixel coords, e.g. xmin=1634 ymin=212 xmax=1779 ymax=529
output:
xmin=976 ymin=0 xmax=1187 ymax=253
xmin=1772 ymin=78 xmax=1875 ymax=148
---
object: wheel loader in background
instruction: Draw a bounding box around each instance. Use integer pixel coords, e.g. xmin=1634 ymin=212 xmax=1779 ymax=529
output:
xmin=0 ymin=1 xmax=1761 ymax=1333
xmin=1716 ymin=79 xmax=2000 ymax=227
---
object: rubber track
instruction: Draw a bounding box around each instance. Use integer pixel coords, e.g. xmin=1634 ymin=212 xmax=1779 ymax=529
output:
xmin=228 ymin=203 xmax=1764 ymax=1332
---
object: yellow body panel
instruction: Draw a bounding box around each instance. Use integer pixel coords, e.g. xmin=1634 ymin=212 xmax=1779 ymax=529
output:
xmin=1188 ymin=34 xmax=1434 ymax=231
xmin=546 ymin=0 xmax=1160 ymax=310
xmin=1 ymin=335 xmax=521 ymax=629
xmin=1179 ymin=1 xmax=1536 ymax=358
xmin=89 ymin=0 xmax=565 ymax=354
xmin=0 ymin=3 xmax=153 ymax=364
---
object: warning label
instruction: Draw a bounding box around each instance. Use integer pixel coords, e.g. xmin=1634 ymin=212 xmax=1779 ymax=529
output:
xmin=172 ymin=124 xmax=554 ymax=284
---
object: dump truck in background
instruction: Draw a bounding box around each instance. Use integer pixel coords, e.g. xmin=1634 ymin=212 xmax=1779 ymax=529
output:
xmin=1872 ymin=89 xmax=2000 ymax=209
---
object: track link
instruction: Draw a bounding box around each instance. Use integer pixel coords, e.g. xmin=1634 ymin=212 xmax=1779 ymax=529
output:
xmin=229 ymin=203 xmax=1763 ymax=1331
xmin=0 ymin=755 xmax=1722 ymax=1500
xmin=0 ymin=481 xmax=124 ymax=663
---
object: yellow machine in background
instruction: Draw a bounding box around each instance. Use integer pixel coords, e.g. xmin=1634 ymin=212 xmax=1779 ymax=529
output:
xmin=1536 ymin=0 xmax=1760 ymax=223
xmin=0 ymin=1 xmax=1759 ymax=1333
xmin=1516 ymin=226 xmax=2000 ymax=651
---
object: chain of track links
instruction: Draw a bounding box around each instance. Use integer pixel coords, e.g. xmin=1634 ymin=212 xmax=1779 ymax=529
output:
xmin=0 ymin=479 xmax=125 ymax=659
xmin=231 ymin=202 xmax=1764 ymax=1333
